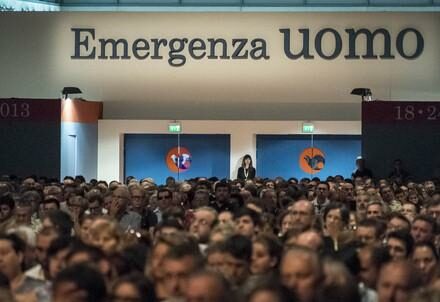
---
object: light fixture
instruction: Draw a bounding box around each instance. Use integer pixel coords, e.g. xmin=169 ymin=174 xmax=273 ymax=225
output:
xmin=351 ymin=88 xmax=373 ymax=102
xmin=62 ymin=87 xmax=82 ymax=99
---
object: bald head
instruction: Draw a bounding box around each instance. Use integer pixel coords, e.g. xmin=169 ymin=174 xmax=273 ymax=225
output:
xmin=185 ymin=271 xmax=230 ymax=302
xmin=377 ymin=260 xmax=420 ymax=302
xmin=295 ymin=230 xmax=323 ymax=252
xmin=280 ymin=247 xmax=322 ymax=302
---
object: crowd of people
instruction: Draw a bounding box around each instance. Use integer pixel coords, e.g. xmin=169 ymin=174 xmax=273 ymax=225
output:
xmin=0 ymin=168 xmax=439 ymax=302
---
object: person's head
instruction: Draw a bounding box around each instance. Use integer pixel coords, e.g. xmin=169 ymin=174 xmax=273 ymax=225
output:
xmin=380 ymin=186 xmax=395 ymax=203
xmin=47 ymin=236 xmax=72 ymax=280
xmin=356 ymin=218 xmax=385 ymax=245
xmin=64 ymin=241 xmax=112 ymax=280
xmin=0 ymin=234 xmax=26 ymax=280
xmin=14 ymin=201 xmax=32 ymax=226
xmin=44 ymin=185 xmax=64 ymax=202
xmin=288 ymin=200 xmax=315 ymax=232
xmin=161 ymin=236 xmax=203 ymax=299
xmin=247 ymin=279 xmax=297 ymax=302
xmin=214 ymin=182 xmax=231 ymax=204
xmin=319 ymin=258 xmax=361 ymax=302
xmin=79 ymin=214 xmax=94 ymax=244
xmin=166 ymin=176 xmax=176 ymax=188
xmin=40 ymin=195 xmax=61 ymax=216
xmin=129 ymin=185 xmax=146 ymax=211
xmin=424 ymin=180 xmax=436 ymax=196
xmin=191 ymin=189 xmax=210 ymax=209
xmin=162 ymin=206 xmax=185 ymax=226
xmin=366 ymin=201 xmax=385 ymax=219
xmin=357 ymin=245 xmax=391 ymax=289
xmin=234 ymin=207 xmax=261 ymax=238
xmin=42 ymin=209 xmax=74 ymax=237
xmin=111 ymin=273 xmax=156 ymax=302
xmin=210 ymin=222 xmax=235 ymax=244
xmin=356 ymin=157 xmax=366 ymax=168
xmin=355 ymin=193 xmax=370 ymax=218
xmin=386 ymin=230 xmax=414 ymax=261
xmin=315 ymin=182 xmax=329 ymax=200
xmin=88 ymin=217 xmax=123 ymax=255
xmin=401 ymin=202 xmax=418 ymax=223
xmin=36 ymin=226 xmax=60 ymax=275
xmin=280 ymin=246 xmax=323 ymax=302
xmin=52 ymin=264 xmax=107 ymax=302
xmin=189 ymin=207 xmax=218 ymax=244
xmin=251 ymin=234 xmax=283 ymax=275
xmin=427 ymin=199 xmax=440 ymax=224
xmin=242 ymin=154 xmax=253 ymax=168
xmin=218 ymin=211 xmax=233 ymax=225
xmin=149 ymin=232 xmax=188 ymax=279
xmin=411 ymin=215 xmax=436 ymax=243
xmin=153 ymin=218 xmax=183 ymax=239
xmin=277 ymin=210 xmax=295 ymax=236
xmin=87 ymin=194 xmax=104 ymax=216
xmin=205 ymin=242 xmax=227 ymax=273
xmin=157 ymin=188 xmax=173 ymax=211
xmin=67 ymin=195 xmax=87 ymax=217
xmin=294 ymin=230 xmax=324 ymax=252
xmin=323 ymin=202 xmax=350 ymax=232
xmin=185 ymin=270 xmax=232 ymax=302
xmin=340 ymin=182 xmax=355 ymax=202
xmin=387 ymin=212 xmax=411 ymax=234
xmin=395 ymin=189 xmax=407 ymax=204
xmin=111 ymin=186 xmax=131 ymax=214
xmin=411 ymin=242 xmax=439 ymax=285
xmin=21 ymin=190 xmax=42 ymax=214
xmin=377 ymin=260 xmax=421 ymax=302
xmin=407 ymin=193 xmax=420 ymax=206
xmin=0 ymin=193 xmax=14 ymax=223
xmin=221 ymin=234 xmax=252 ymax=286
xmin=261 ymin=189 xmax=277 ymax=208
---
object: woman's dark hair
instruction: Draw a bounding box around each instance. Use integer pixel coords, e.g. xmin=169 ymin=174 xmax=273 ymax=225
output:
xmin=0 ymin=193 xmax=15 ymax=210
xmin=387 ymin=230 xmax=414 ymax=256
xmin=53 ymin=264 xmax=107 ymax=302
xmin=0 ymin=234 xmax=26 ymax=255
xmin=87 ymin=193 xmax=104 ymax=206
xmin=223 ymin=234 xmax=252 ymax=263
xmin=323 ymin=202 xmax=350 ymax=226
xmin=241 ymin=154 xmax=253 ymax=168
xmin=0 ymin=234 xmax=27 ymax=270
xmin=254 ymin=234 xmax=283 ymax=270
xmin=234 ymin=207 xmax=261 ymax=227
xmin=112 ymin=272 xmax=157 ymax=302
xmin=44 ymin=209 xmax=74 ymax=237
xmin=47 ymin=236 xmax=73 ymax=259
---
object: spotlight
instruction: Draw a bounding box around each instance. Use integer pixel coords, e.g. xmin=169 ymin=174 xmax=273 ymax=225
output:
xmin=351 ymin=88 xmax=373 ymax=102
xmin=62 ymin=87 xmax=82 ymax=99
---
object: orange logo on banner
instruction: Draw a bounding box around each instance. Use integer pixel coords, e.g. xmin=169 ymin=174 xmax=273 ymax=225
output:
xmin=166 ymin=147 xmax=192 ymax=173
xmin=299 ymin=148 xmax=325 ymax=174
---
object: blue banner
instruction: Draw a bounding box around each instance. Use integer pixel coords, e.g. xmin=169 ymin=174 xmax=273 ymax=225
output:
xmin=124 ymin=134 xmax=230 ymax=184
xmin=257 ymin=135 xmax=361 ymax=180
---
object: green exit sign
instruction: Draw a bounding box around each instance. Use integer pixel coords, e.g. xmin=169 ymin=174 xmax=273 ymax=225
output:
xmin=168 ymin=122 xmax=182 ymax=133
xmin=302 ymin=123 xmax=314 ymax=133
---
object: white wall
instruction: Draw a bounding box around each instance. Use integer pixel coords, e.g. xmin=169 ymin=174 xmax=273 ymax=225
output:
xmin=98 ymin=120 xmax=361 ymax=182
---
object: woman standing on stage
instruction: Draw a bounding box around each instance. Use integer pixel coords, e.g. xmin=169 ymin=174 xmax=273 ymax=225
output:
xmin=237 ymin=154 xmax=256 ymax=180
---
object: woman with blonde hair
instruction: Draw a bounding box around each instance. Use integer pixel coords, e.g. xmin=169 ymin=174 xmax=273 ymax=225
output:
xmin=88 ymin=217 xmax=125 ymax=255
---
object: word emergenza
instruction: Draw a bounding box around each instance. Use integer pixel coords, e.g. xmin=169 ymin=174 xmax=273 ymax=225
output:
xmin=71 ymin=27 xmax=424 ymax=67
